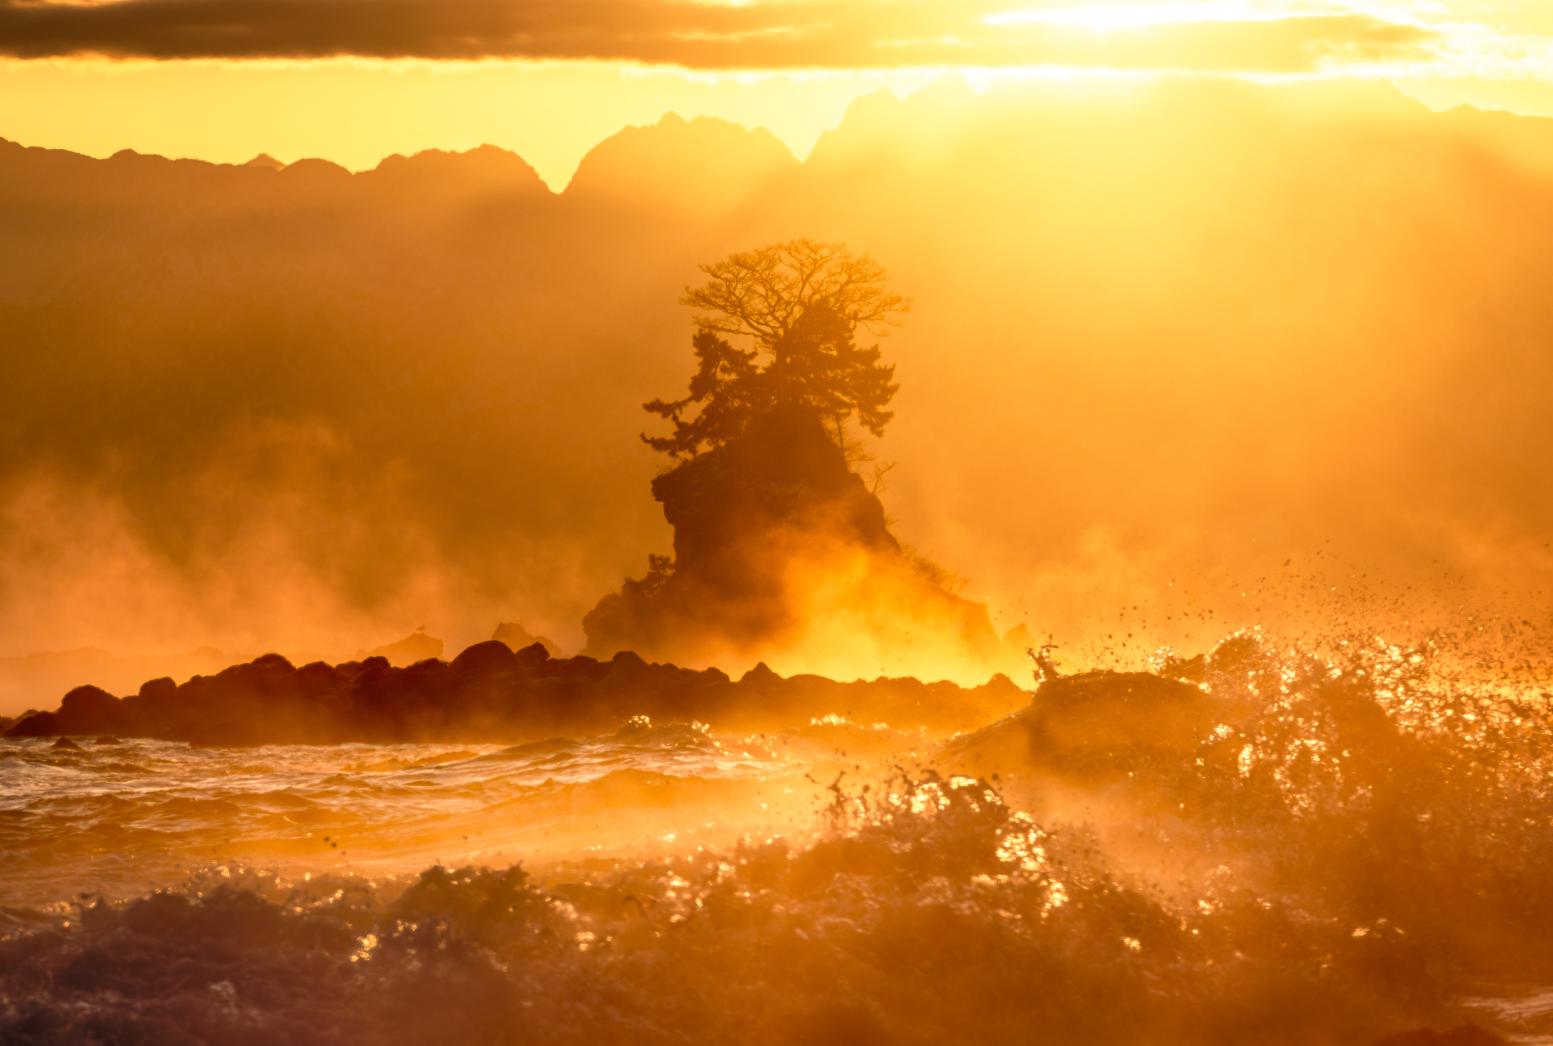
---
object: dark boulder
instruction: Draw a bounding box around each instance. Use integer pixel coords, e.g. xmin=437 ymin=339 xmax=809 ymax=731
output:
xmin=297 ymin=661 xmax=341 ymax=695
xmin=451 ymin=641 xmax=518 ymax=677
xmin=512 ymin=641 xmax=552 ymax=671
xmin=5 ymin=710 xmax=61 ymax=737
xmin=57 ymin=684 xmax=125 ymax=735
xmin=138 ymin=677 xmax=177 ymax=702
xmin=1027 ymin=671 xmax=1218 ymax=759
xmin=608 ymin=649 xmax=649 ymax=672
xmin=941 ymin=670 xmax=1219 ymax=783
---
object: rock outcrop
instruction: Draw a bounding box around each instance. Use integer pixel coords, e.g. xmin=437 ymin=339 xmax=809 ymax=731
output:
xmin=941 ymin=670 xmax=1221 ymax=784
xmin=584 ymin=406 xmax=1019 ymax=680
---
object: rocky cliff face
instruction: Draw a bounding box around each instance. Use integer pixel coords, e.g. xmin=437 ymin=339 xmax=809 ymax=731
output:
xmin=584 ymin=406 xmax=1020 ymax=681
xmin=655 ymin=405 xmax=896 ymax=577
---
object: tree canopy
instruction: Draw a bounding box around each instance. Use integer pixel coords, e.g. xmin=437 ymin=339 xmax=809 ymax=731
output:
xmin=644 ymin=240 xmax=906 ymax=460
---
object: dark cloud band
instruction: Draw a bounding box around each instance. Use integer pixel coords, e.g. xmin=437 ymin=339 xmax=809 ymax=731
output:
xmin=0 ymin=0 xmax=1435 ymax=71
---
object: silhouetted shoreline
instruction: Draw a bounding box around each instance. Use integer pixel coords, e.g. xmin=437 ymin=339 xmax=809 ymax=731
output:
xmin=2 ymin=641 xmax=1025 ymax=746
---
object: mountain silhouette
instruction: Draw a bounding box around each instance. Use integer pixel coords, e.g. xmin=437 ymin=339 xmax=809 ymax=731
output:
xmin=566 ymin=113 xmax=797 ymax=212
xmin=366 ymin=144 xmax=548 ymax=201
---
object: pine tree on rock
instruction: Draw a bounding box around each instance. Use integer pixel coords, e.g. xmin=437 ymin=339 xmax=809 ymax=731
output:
xmin=643 ymin=240 xmax=905 ymax=461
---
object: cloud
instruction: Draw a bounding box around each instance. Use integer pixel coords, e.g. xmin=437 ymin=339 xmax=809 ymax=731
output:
xmin=0 ymin=0 xmax=1436 ymax=71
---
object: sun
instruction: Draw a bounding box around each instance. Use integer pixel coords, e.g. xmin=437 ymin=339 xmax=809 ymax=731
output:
xmin=984 ymin=2 xmax=1275 ymax=33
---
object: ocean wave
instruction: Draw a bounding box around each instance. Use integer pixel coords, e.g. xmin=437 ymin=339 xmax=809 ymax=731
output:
xmin=0 ymin=718 xmax=802 ymax=910
xmin=0 ymin=770 xmax=1538 ymax=1045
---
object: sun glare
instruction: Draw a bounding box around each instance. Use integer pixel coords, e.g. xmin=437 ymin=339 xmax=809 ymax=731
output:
xmin=986 ymin=2 xmax=1296 ymax=32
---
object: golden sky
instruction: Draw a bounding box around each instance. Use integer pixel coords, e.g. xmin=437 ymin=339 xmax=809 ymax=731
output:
xmin=2 ymin=0 xmax=1552 ymax=187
